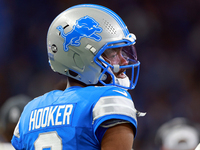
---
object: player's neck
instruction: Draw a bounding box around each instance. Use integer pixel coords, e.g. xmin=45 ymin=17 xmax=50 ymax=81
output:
xmin=67 ymin=78 xmax=86 ymax=88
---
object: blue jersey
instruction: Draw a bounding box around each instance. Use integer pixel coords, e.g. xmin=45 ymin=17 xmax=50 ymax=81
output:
xmin=11 ymin=86 xmax=137 ymax=150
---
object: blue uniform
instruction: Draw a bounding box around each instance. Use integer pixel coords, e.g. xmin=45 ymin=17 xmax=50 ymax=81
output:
xmin=11 ymin=86 xmax=137 ymax=150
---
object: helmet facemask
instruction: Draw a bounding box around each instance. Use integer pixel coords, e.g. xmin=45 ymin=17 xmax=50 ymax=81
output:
xmin=94 ymin=39 xmax=140 ymax=90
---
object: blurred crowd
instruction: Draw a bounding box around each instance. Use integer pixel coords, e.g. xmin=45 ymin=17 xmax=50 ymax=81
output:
xmin=0 ymin=0 xmax=200 ymax=149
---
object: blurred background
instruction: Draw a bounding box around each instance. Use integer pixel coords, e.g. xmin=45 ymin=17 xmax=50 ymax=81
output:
xmin=0 ymin=0 xmax=200 ymax=149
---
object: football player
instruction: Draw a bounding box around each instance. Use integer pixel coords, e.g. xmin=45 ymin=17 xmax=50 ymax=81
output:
xmin=0 ymin=94 xmax=30 ymax=150
xmin=11 ymin=4 xmax=144 ymax=150
xmin=155 ymin=117 xmax=200 ymax=150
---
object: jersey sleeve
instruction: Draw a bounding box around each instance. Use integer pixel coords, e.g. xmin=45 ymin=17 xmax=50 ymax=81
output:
xmin=92 ymin=87 xmax=137 ymax=142
xmin=11 ymin=119 xmax=24 ymax=150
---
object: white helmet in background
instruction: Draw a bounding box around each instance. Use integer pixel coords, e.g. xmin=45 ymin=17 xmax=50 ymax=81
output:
xmin=47 ymin=4 xmax=140 ymax=90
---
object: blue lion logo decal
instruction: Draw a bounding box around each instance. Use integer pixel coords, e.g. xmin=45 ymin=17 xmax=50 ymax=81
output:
xmin=57 ymin=16 xmax=102 ymax=51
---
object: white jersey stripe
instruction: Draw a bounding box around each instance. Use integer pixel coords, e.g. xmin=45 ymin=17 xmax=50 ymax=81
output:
xmin=93 ymin=96 xmax=137 ymax=122
xmin=14 ymin=120 xmax=20 ymax=138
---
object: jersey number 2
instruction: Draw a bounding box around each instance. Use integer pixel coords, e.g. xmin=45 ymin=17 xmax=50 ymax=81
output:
xmin=34 ymin=131 xmax=62 ymax=150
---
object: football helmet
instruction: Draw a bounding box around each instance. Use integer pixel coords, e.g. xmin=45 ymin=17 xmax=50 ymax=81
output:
xmin=47 ymin=4 xmax=140 ymax=89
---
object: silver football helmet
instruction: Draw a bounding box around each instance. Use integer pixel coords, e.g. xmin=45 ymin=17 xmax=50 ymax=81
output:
xmin=47 ymin=4 xmax=140 ymax=89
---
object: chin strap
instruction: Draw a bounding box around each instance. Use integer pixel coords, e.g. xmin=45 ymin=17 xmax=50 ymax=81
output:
xmin=114 ymin=75 xmax=130 ymax=90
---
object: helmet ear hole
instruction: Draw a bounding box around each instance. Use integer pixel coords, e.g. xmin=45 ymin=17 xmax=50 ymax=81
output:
xmin=68 ymin=70 xmax=78 ymax=77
